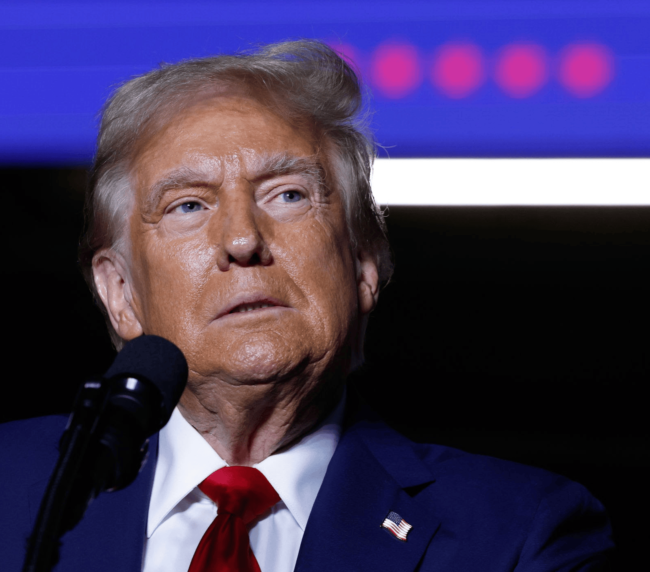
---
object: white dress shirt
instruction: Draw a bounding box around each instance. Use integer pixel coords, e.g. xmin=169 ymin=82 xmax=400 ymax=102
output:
xmin=142 ymin=393 xmax=345 ymax=572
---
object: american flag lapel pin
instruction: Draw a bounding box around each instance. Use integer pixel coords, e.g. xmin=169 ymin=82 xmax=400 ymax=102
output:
xmin=380 ymin=510 xmax=413 ymax=542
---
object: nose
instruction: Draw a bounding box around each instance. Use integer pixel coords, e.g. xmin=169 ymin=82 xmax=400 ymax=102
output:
xmin=214 ymin=193 xmax=272 ymax=272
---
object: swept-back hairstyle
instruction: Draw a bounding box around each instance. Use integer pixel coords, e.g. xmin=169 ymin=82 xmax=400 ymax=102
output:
xmin=79 ymin=39 xmax=393 ymax=349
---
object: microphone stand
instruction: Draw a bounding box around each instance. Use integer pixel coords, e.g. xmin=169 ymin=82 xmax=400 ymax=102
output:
xmin=22 ymin=379 xmax=109 ymax=572
xmin=22 ymin=372 xmax=158 ymax=572
xmin=22 ymin=335 xmax=186 ymax=572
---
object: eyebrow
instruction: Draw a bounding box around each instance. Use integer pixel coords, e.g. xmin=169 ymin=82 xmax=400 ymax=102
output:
xmin=250 ymin=152 xmax=325 ymax=187
xmin=143 ymin=165 xmax=218 ymax=213
xmin=143 ymin=152 xmax=325 ymax=213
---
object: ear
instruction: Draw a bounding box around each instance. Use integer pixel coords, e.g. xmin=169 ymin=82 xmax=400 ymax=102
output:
xmin=92 ymin=249 xmax=144 ymax=341
xmin=356 ymin=250 xmax=380 ymax=315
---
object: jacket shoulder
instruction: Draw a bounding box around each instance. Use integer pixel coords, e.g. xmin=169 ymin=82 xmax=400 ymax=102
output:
xmin=0 ymin=415 xmax=68 ymax=491
xmin=0 ymin=416 xmax=68 ymax=571
xmin=411 ymin=440 xmax=614 ymax=570
xmin=412 ymin=439 xmax=604 ymax=516
xmin=416 ymin=439 xmax=578 ymax=490
xmin=0 ymin=414 xmax=68 ymax=442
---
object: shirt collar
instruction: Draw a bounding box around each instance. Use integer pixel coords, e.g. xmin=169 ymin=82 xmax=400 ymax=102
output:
xmin=254 ymin=390 xmax=345 ymax=531
xmin=147 ymin=389 xmax=346 ymax=537
xmin=147 ymin=406 xmax=226 ymax=538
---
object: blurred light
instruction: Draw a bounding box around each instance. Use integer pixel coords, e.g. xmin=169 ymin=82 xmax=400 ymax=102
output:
xmin=370 ymin=42 xmax=422 ymax=98
xmin=431 ymin=43 xmax=485 ymax=98
xmin=371 ymin=159 xmax=650 ymax=205
xmin=558 ymin=43 xmax=614 ymax=97
xmin=494 ymin=44 xmax=549 ymax=98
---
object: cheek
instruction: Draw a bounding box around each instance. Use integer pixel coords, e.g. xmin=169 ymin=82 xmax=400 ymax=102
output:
xmin=133 ymin=233 xmax=217 ymax=336
xmin=278 ymin=216 xmax=358 ymax=341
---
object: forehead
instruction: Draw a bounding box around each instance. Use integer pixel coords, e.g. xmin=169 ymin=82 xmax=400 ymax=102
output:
xmin=132 ymin=95 xmax=317 ymax=189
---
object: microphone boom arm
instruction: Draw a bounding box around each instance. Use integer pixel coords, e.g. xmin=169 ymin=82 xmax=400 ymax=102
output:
xmin=21 ymin=334 xmax=188 ymax=572
xmin=22 ymin=380 xmax=111 ymax=572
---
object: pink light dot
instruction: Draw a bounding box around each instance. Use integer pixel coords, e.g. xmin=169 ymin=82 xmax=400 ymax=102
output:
xmin=495 ymin=43 xmax=549 ymax=98
xmin=431 ymin=43 xmax=485 ymax=98
xmin=370 ymin=42 xmax=422 ymax=99
xmin=559 ymin=43 xmax=614 ymax=98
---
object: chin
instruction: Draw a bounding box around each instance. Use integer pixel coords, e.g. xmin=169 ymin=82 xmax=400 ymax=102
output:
xmin=199 ymin=332 xmax=312 ymax=385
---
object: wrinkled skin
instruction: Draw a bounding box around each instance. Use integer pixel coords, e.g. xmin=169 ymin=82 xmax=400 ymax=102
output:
xmin=93 ymin=96 xmax=379 ymax=465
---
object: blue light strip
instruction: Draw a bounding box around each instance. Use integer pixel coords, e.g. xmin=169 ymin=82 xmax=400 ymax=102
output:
xmin=0 ymin=1 xmax=648 ymax=164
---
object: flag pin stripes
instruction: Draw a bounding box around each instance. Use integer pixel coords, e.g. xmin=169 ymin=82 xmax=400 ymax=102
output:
xmin=380 ymin=511 xmax=413 ymax=542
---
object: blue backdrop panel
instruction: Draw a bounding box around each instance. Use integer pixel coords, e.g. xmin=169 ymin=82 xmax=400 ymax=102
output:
xmin=0 ymin=1 xmax=648 ymax=164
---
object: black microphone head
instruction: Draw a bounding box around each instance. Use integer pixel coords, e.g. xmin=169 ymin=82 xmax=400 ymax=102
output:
xmin=103 ymin=335 xmax=188 ymax=425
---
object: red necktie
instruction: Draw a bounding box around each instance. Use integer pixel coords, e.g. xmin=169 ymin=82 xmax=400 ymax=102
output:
xmin=188 ymin=466 xmax=281 ymax=572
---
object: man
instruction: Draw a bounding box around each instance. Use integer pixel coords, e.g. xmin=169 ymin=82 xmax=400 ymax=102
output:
xmin=1 ymin=40 xmax=613 ymax=571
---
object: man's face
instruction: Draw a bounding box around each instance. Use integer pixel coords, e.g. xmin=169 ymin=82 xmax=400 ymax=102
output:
xmin=116 ymin=95 xmax=376 ymax=386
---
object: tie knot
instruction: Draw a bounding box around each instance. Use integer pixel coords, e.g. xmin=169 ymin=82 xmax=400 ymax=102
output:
xmin=199 ymin=466 xmax=280 ymax=524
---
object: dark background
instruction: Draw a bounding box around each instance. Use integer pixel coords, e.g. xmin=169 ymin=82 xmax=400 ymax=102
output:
xmin=1 ymin=167 xmax=647 ymax=569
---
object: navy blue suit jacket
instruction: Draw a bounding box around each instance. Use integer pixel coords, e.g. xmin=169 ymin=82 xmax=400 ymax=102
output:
xmin=1 ymin=402 xmax=614 ymax=571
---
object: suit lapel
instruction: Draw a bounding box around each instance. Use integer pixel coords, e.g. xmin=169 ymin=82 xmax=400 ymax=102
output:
xmin=295 ymin=404 xmax=441 ymax=572
xmin=49 ymin=433 xmax=159 ymax=572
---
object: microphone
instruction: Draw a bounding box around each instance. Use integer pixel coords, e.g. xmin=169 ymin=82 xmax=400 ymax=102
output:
xmin=23 ymin=335 xmax=188 ymax=572
xmin=86 ymin=334 xmax=189 ymax=492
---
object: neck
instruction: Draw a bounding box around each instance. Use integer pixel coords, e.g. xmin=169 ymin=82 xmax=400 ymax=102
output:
xmin=177 ymin=371 xmax=344 ymax=466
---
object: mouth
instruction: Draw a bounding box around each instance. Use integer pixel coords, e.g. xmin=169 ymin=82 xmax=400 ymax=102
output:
xmin=216 ymin=295 xmax=290 ymax=320
xmin=229 ymin=301 xmax=277 ymax=314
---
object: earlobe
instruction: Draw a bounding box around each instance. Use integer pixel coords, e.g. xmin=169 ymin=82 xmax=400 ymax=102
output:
xmin=92 ymin=250 xmax=144 ymax=341
xmin=356 ymin=251 xmax=380 ymax=315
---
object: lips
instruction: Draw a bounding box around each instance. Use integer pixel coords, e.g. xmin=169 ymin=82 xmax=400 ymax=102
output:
xmin=230 ymin=302 xmax=276 ymax=313
xmin=215 ymin=294 xmax=290 ymax=320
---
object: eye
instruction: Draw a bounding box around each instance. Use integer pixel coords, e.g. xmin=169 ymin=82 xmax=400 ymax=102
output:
xmin=174 ymin=201 xmax=205 ymax=214
xmin=280 ymin=191 xmax=303 ymax=203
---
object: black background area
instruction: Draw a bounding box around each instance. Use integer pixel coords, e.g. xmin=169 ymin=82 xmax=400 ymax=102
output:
xmin=1 ymin=167 xmax=647 ymax=569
